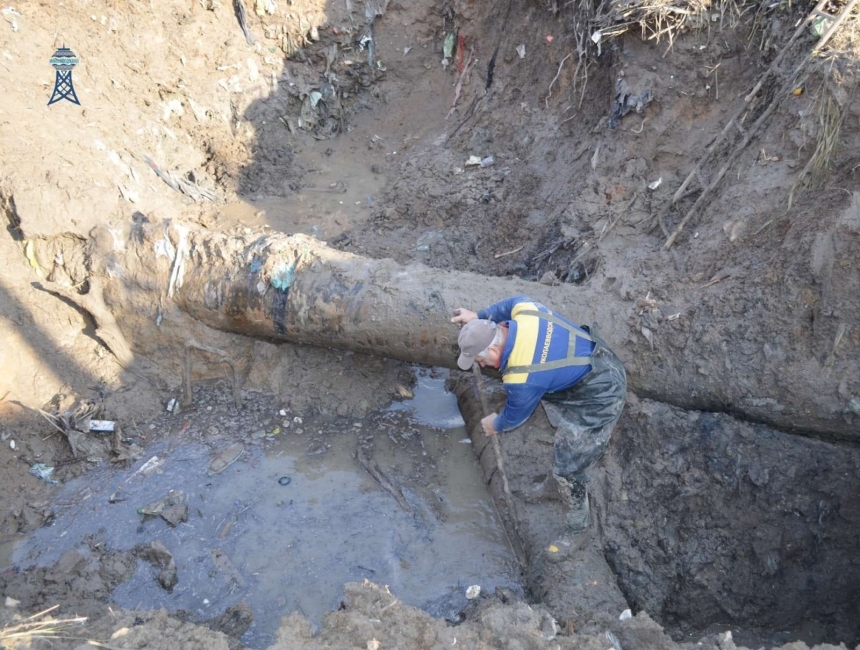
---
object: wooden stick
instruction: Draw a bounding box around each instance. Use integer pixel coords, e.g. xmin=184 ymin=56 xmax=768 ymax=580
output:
xmin=744 ymin=0 xmax=829 ymax=102
xmin=471 ymin=364 xmax=528 ymax=568
xmin=355 ymin=447 xmax=412 ymax=513
xmin=494 ymin=245 xmax=524 ymax=259
xmin=599 ymin=194 xmax=638 ymax=242
xmin=664 ymin=83 xmax=783 ymax=249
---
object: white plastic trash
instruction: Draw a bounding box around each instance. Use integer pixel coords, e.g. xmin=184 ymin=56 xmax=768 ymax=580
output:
xmin=465 ymin=585 xmax=481 ymax=600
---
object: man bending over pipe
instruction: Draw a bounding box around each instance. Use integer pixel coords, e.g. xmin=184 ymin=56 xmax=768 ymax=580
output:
xmin=452 ymin=295 xmax=626 ymax=534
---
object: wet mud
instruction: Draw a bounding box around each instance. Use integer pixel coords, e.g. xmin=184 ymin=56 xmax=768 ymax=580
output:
xmin=453 ymin=373 xmax=860 ymax=648
xmin=10 ymin=372 xmax=521 ymax=648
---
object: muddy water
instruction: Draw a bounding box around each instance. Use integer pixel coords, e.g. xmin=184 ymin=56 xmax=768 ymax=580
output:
xmin=13 ymin=370 xmax=520 ymax=648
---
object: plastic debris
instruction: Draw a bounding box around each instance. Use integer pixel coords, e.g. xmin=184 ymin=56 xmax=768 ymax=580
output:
xmin=591 ymin=30 xmax=602 ymax=56
xmin=9 ymin=440 xmax=15 ymax=450
xmin=609 ymin=79 xmax=653 ymax=130
xmin=620 ymin=608 xmax=633 ymax=620
xmin=459 ymin=438 xmax=472 ymax=444
xmin=293 ymin=416 xmax=303 ymax=424
xmin=480 ymin=156 xmax=494 ymax=168
xmin=89 ymin=420 xmax=116 ymax=433
xmin=127 ymin=456 xmax=163 ymax=483
xmin=811 ymin=14 xmax=833 ymax=37
xmin=247 ymin=57 xmax=259 ymax=82
xmin=29 ymin=463 xmax=58 ymax=484
xmin=403 ymin=46 xmax=412 ymax=55
xmin=278 ymin=476 xmax=292 ymax=486
xmin=5 ymin=596 xmax=19 ymax=608
xmin=465 ymin=585 xmax=481 ymax=600
xmin=540 ymin=612 xmax=559 ymax=639
xmin=143 ymin=155 xmax=217 ymax=202
xmin=166 ymin=398 xmax=178 ymax=413
xmin=545 ymin=35 xmax=554 ymax=43
xmin=309 ymin=90 xmax=322 ymax=108
xmin=359 ymin=34 xmax=372 ymax=51
xmin=396 ymin=384 xmax=414 ymax=399
xmin=465 ymin=155 xmax=482 ymax=167
xmin=271 ymin=262 xmax=295 ymax=290
xmin=108 ymin=489 xmax=127 ymax=503
xmin=605 ymin=630 xmax=622 ymax=650
xmin=443 ymin=32 xmax=455 ymax=59
xmin=648 ymin=177 xmax=662 ymax=190
xmin=2 ymin=6 xmax=21 ymax=32
xmin=516 ymin=44 xmax=526 ymax=59
xmin=234 ymin=0 xmax=254 ymax=45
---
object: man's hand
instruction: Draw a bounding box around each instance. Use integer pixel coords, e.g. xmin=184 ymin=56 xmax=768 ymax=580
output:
xmin=451 ymin=308 xmax=478 ymax=328
xmin=481 ymin=413 xmax=498 ymax=437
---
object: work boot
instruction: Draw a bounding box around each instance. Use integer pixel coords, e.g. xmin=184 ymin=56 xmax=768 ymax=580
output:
xmin=556 ymin=475 xmax=591 ymax=534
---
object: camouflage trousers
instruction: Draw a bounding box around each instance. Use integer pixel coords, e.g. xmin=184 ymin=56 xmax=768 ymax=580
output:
xmin=541 ymin=333 xmax=627 ymax=486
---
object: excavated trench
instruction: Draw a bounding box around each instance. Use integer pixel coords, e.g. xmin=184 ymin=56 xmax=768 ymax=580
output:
xmin=57 ymin=219 xmax=859 ymax=645
xmin=452 ymin=379 xmax=860 ymax=647
xmin=3 ymin=0 xmax=860 ymax=645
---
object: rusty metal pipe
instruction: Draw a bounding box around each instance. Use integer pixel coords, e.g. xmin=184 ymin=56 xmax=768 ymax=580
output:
xmin=98 ymin=221 xmax=857 ymax=440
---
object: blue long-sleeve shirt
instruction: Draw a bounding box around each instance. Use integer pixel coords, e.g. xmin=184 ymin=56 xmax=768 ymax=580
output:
xmin=477 ymin=295 xmax=595 ymax=432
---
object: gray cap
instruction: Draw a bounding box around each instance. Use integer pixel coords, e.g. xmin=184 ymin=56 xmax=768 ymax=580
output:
xmin=456 ymin=319 xmax=497 ymax=370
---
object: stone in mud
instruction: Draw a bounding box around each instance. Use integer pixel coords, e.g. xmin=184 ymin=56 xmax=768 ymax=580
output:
xmin=137 ymin=540 xmax=178 ymax=592
xmin=138 ymin=490 xmax=188 ymax=526
xmin=208 ymin=442 xmax=245 ymax=476
xmin=45 ymin=550 xmax=86 ymax=585
xmin=206 ymin=601 xmax=253 ymax=639
xmin=209 ymin=548 xmax=246 ymax=588
xmin=14 ymin=504 xmax=53 ymax=533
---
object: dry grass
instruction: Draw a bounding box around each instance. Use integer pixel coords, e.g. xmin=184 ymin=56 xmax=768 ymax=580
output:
xmin=555 ymin=0 xmax=761 ymax=109
xmin=0 ymin=605 xmax=87 ymax=646
xmin=788 ymin=81 xmax=852 ymax=209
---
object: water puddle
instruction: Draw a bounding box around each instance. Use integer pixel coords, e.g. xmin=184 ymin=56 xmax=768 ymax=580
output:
xmin=13 ymin=370 xmax=520 ymax=648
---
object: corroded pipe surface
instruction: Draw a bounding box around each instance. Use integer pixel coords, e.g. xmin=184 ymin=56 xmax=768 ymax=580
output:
xmin=100 ymin=221 xmax=858 ymax=439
